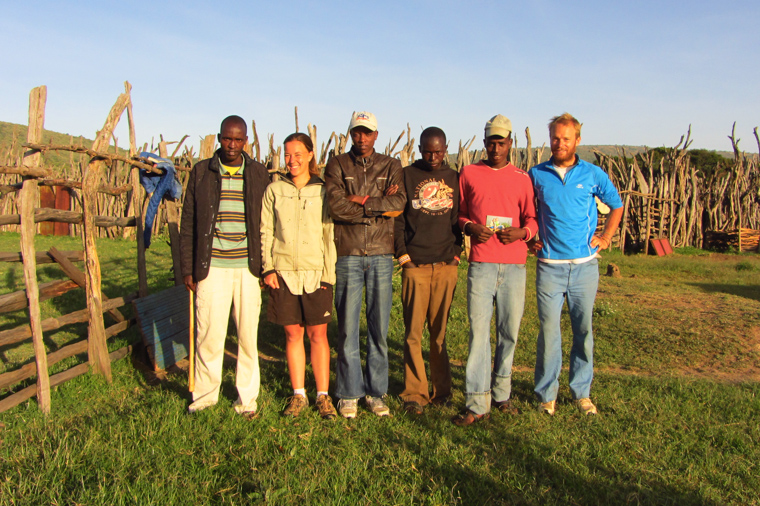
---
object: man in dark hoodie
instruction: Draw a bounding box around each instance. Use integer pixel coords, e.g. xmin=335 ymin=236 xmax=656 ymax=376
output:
xmin=180 ymin=115 xmax=269 ymax=417
xmin=394 ymin=127 xmax=462 ymax=415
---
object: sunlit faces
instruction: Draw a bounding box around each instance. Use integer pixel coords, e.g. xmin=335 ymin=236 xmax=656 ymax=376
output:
xmin=483 ymin=135 xmax=512 ymax=169
xmin=350 ymin=126 xmax=379 ymax=157
xmin=550 ymin=122 xmax=581 ymax=168
xmin=218 ymin=121 xmax=248 ymax=166
xmin=284 ymin=140 xmax=314 ymax=183
xmin=419 ymin=137 xmax=447 ymax=170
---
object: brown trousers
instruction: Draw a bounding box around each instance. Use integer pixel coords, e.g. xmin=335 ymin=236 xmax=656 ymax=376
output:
xmin=400 ymin=263 xmax=458 ymax=405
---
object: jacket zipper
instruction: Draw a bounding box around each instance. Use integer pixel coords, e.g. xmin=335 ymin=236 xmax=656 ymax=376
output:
xmin=362 ymin=157 xmax=368 ymax=255
xmin=295 ymin=187 xmax=301 ymax=270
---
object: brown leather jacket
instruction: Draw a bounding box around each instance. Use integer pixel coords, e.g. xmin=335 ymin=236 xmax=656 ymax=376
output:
xmin=179 ymin=150 xmax=269 ymax=282
xmin=325 ymin=150 xmax=406 ymax=257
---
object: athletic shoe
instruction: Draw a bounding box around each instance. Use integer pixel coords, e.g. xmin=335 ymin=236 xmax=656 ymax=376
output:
xmin=365 ymin=395 xmax=391 ymax=417
xmin=337 ymin=398 xmax=358 ymax=419
xmin=538 ymin=400 xmax=556 ymax=416
xmin=575 ymin=398 xmax=598 ymax=415
xmin=283 ymin=395 xmax=308 ymax=417
xmin=316 ymin=394 xmax=337 ymax=420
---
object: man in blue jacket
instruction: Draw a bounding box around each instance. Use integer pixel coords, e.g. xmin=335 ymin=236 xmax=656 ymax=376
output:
xmin=529 ymin=113 xmax=623 ymax=416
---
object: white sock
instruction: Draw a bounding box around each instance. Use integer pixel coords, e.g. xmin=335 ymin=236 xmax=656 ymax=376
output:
xmin=294 ymin=388 xmax=306 ymax=397
xmin=317 ymin=391 xmax=328 ymax=398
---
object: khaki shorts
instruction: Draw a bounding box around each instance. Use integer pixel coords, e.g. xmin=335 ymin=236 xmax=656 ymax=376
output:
xmin=267 ymin=276 xmax=333 ymax=326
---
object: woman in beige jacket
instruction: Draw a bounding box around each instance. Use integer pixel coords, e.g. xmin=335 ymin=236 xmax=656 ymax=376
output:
xmin=261 ymin=132 xmax=337 ymax=419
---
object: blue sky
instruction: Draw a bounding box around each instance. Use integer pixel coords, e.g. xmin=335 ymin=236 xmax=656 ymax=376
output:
xmin=1 ymin=0 xmax=758 ymax=154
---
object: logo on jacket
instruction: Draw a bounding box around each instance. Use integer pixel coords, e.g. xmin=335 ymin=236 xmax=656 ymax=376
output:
xmin=576 ymin=184 xmax=584 ymax=189
xmin=412 ymin=180 xmax=453 ymax=215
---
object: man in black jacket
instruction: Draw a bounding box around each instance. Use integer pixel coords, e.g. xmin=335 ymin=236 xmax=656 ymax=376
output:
xmin=325 ymin=111 xmax=406 ymax=418
xmin=180 ymin=115 xmax=269 ymax=417
xmin=395 ymin=127 xmax=461 ymax=415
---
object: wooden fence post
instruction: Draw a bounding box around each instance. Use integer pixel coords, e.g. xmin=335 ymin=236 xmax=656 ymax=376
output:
xmin=200 ymin=134 xmax=216 ymax=160
xmin=82 ymin=91 xmax=130 ymax=381
xmin=124 ymin=82 xmax=148 ymax=297
xmin=20 ymin=85 xmax=51 ymax=414
xmin=157 ymin=140 xmax=183 ymax=286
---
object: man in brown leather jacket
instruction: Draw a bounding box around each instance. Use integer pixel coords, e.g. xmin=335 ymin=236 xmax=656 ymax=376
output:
xmin=325 ymin=111 xmax=406 ymax=418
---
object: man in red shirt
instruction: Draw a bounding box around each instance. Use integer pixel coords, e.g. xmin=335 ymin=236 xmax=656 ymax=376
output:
xmin=454 ymin=114 xmax=538 ymax=426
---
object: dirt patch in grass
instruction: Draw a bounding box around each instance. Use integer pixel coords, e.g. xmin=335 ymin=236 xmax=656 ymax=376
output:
xmin=600 ymin=285 xmax=760 ymax=382
xmin=703 ymin=253 xmax=760 ymax=263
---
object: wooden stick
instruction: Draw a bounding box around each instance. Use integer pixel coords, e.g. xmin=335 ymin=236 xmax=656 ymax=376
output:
xmin=164 ymin=200 xmax=184 ymax=286
xmin=48 ymin=246 xmax=125 ymax=322
xmin=0 ymin=293 xmax=137 ymax=347
xmin=125 ymin=82 xmax=149 ymax=298
xmin=189 ymin=290 xmax=195 ymax=392
xmin=171 ymin=135 xmax=189 ymax=159
xmin=0 ymin=165 xmax=54 ymax=177
xmin=21 ymin=85 xmax=51 ymax=415
xmin=0 ymin=319 xmax=133 ymax=391
xmin=0 ymin=345 xmax=132 ymax=414
xmin=3 ymin=178 xmax=133 ymax=196
xmin=0 ymin=209 xmax=136 ymax=227
xmin=0 ymin=250 xmax=83 ymax=264
xmin=82 ymin=91 xmax=132 ymax=382
xmin=0 ymin=279 xmax=78 ymax=314
xmin=22 ymin=142 xmax=162 ymax=172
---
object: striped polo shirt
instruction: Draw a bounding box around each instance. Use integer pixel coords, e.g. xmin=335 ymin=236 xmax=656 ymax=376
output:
xmin=210 ymin=161 xmax=248 ymax=268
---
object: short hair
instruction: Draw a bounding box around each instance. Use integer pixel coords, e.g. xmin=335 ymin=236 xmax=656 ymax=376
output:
xmin=420 ymin=126 xmax=447 ymax=146
xmin=549 ymin=113 xmax=581 ymax=138
xmin=220 ymin=115 xmax=247 ymax=134
xmin=283 ymin=132 xmax=319 ymax=176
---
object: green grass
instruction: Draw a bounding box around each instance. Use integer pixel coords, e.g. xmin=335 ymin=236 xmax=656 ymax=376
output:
xmin=1 ymin=233 xmax=759 ymax=505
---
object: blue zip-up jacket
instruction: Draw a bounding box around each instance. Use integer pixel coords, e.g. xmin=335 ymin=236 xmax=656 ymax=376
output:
xmin=530 ymin=158 xmax=622 ymax=260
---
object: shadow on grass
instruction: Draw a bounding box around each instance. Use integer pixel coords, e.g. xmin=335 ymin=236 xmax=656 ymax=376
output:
xmin=687 ymin=283 xmax=760 ymax=302
xmin=382 ymin=414 xmax=717 ymax=506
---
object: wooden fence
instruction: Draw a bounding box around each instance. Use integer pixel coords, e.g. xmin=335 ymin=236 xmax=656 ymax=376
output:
xmin=591 ymin=126 xmax=760 ymax=252
xmin=0 ymin=84 xmax=152 ymax=414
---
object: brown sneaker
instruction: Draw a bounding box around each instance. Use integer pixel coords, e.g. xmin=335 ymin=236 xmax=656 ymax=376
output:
xmin=452 ymin=411 xmax=489 ymax=427
xmin=316 ymin=394 xmax=337 ymax=420
xmin=283 ymin=395 xmax=308 ymax=417
xmin=493 ymin=399 xmax=520 ymax=415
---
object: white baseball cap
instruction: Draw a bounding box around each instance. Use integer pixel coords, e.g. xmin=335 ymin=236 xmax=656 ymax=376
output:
xmin=349 ymin=111 xmax=378 ymax=132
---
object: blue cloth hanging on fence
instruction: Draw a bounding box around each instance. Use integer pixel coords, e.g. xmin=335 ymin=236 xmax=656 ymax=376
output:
xmin=139 ymin=151 xmax=183 ymax=248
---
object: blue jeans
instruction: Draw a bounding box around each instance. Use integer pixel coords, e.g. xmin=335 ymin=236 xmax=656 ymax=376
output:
xmin=334 ymin=255 xmax=393 ymax=399
xmin=534 ymin=259 xmax=599 ymax=403
xmin=465 ymin=262 xmax=526 ymax=415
